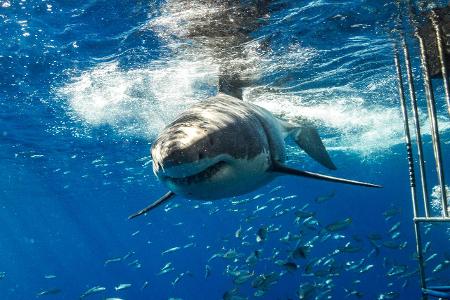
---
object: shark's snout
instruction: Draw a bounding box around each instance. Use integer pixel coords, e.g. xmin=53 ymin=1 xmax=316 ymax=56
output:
xmin=151 ymin=135 xmax=216 ymax=180
xmin=158 ymin=142 xmax=202 ymax=168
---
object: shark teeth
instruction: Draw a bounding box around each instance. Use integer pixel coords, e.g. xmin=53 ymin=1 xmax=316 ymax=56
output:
xmin=164 ymin=161 xmax=226 ymax=185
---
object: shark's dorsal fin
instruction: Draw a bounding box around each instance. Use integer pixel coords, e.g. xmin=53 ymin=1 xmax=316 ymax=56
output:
xmin=284 ymin=120 xmax=336 ymax=170
xmin=271 ymin=162 xmax=381 ymax=188
xmin=128 ymin=191 xmax=176 ymax=219
xmin=219 ymin=73 xmax=244 ymax=100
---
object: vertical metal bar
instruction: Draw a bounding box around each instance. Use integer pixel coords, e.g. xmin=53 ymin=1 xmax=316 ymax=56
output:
xmin=394 ymin=43 xmax=427 ymax=297
xmin=416 ymin=32 xmax=449 ymax=217
xmin=401 ymin=34 xmax=431 ymax=217
xmin=431 ymin=10 xmax=450 ymax=117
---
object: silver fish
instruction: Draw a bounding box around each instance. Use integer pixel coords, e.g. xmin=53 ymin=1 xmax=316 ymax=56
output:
xmin=80 ymin=286 xmax=106 ymax=298
xmin=114 ymin=283 xmax=131 ymax=291
xmin=162 ymin=246 xmax=181 ymax=255
xmin=315 ymin=191 xmax=335 ymax=203
xmin=36 ymin=289 xmax=61 ymax=297
xmin=388 ymin=222 xmax=400 ymax=233
xmin=325 ymin=217 xmax=352 ymax=232
xmin=104 ymin=257 xmax=122 ymax=266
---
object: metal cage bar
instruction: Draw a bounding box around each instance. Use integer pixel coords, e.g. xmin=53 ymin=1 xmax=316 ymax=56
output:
xmin=393 ymin=44 xmax=428 ymax=295
xmin=401 ymin=32 xmax=431 ymax=217
xmin=416 ymin=31 xmax=449 ymax=218
xmin=394 ymin=1 xmax=450 ymax=298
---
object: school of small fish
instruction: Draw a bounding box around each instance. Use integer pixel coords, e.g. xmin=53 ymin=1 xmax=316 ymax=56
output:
xmin=16 ymin=169 xmax=449 ymax=300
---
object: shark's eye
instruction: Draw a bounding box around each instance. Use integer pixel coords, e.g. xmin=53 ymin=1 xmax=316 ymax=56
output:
xmin=199 ymin=152 xmax=205 ymax=159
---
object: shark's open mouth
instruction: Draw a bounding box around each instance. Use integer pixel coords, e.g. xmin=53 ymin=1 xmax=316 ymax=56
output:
xmin=162 ymin=161 xmax=227 ymax=185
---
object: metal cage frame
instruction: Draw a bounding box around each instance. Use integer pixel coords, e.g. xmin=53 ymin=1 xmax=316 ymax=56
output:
xmin=393 ymin=1 xmax=450 ymax=299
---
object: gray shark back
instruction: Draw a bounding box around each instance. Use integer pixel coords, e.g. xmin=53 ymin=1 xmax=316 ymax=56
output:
xmin=152 ymin=93 xmax=284 ymax=171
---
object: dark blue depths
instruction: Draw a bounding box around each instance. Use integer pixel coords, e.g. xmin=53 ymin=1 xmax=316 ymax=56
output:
xmin=0 ymin=0 xmax=450 ymax=299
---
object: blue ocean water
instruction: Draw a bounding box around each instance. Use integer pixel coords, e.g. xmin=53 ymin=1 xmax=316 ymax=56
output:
xmin=1 ymin=0 xmax=450 ymax=299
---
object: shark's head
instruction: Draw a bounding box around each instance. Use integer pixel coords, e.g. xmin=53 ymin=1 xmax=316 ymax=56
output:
xmin=150 ymin=104 xmax=273 ymax=200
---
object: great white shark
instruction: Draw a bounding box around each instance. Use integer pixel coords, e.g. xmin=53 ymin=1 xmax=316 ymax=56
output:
xmin=129 ymin=93 xmax=381 ymax=219
xmin=128 ymin=0 xmax=381 ymax=219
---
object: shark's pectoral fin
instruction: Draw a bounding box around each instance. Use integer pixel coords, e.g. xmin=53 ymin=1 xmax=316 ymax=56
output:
xmin=271 ymin=162 xmax=381 ymax=188
xmin=288 ymin=121 xmax=336 ymax=170
xmin=128 ymin=191 xmax=176 ymax=220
